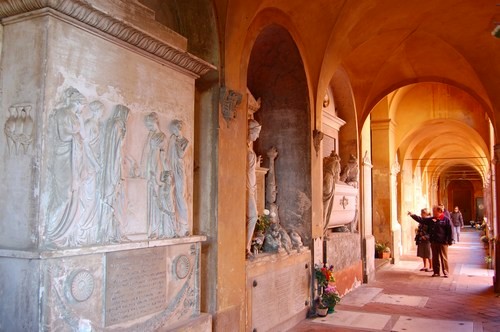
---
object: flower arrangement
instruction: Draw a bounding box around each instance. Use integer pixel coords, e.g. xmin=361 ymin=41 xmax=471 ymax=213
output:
xmin=321 ymin=285 xmax=341 ymax=309
xmin=256 ymin=209 xmax=272 ymax=233
xmin=314 ymin=264 xmax=335 ymax=288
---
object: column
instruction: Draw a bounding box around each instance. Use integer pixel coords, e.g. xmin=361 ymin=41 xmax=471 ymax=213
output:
xmin=493 ymin=145 xmax=500 ymax=292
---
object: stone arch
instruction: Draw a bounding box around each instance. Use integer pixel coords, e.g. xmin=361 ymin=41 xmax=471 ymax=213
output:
xmin=247 ymin=23 xmax=312 ymax=244
xmin=239 ymin=8 xmax=315 ymax=115
xmin=329 ymin=66 xmax=359 ymax=164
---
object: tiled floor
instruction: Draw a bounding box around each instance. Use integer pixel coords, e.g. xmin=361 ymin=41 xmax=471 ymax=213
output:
xmin=290 ymin=228 xmax=500 ymax=331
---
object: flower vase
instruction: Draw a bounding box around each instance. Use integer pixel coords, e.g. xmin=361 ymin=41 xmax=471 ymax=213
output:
xmin=327 ymin=306 xmax=335 ymax=314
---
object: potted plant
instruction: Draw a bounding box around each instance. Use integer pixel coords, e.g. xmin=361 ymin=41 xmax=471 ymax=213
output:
xmin=322 ymin=285 xmax=341 ymax=313
xmin=251 ymin=209 xmax=271 ymax=253
xmin=375 ymin=242 xmax=391 ymax=259
xmin=315 ymin=301 xmax=328 ymax=317
xmin=314 ymin=264 xmax=335 ymax=289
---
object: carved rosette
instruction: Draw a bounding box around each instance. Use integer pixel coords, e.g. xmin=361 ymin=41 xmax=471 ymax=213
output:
xmin=0 ymin=0 xmax=215 ymax=77
xmin=68 ymin=270 xmax=95 ymax=302
xmin=174 ymin=255 xmax=191 ymax=279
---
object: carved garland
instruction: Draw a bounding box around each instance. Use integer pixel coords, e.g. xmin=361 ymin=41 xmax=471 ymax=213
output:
xmin=0 ymin=0 xmax=215 ymax=77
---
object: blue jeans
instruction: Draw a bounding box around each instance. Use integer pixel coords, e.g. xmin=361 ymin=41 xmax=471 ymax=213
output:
xmin=452 ymin=225 xmax=461 ymax=242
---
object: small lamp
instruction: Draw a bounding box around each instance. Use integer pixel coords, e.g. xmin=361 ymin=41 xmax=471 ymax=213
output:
xmin=491 ymin=25 xmax=500 ymax=38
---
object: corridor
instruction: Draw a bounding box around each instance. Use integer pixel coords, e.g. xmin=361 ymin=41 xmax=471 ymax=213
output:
xmin=292 ymin=228 xmax=500 ymax=332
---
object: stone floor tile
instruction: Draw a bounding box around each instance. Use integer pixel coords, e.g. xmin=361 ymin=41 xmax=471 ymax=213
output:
xmin=289 ymin=229 xmax=499 ymax=332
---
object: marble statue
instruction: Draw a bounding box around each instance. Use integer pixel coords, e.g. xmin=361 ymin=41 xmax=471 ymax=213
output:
xmin=246 ymin=119 xmax=262 ymax=257
xmin=323 ymin=151 xmax=341 ymax=233
xmin=340 ymin=154 xmax=359 ymax=188
xmin=141 ymin=112 xmax=167 ymax=239
xmin=262 ymin=223 xmax=282 ymax=253
xmin=99 ymin=104 xmax=130 ymax=243
xmin=279 ymin=227 xmax=292 ymax=254
xmin=167 ymin=119 xmax=190 ymax=237
xmin=46 ymin=87 xmax=87 ymax=247
xmin=289 ymin=230 xmax=304 ymax=252
xmin=265 ymin=147 xmax=278 ymax=205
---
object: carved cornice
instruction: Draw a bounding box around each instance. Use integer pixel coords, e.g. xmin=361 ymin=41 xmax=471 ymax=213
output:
xmin=0 ymin=0 xmax=216 ymax=77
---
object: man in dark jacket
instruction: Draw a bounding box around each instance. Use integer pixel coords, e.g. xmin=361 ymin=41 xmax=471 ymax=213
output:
xmin=450 ymin=206 xmax=464 ymax=242
xmin=408 ymin=205 xmax=453 ymax=277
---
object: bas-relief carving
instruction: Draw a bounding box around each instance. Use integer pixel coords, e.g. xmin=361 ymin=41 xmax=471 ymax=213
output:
xmin=312 ymin=129 xmax=324 ymax=156
xmin=45 ymin=87 xmax=131 ymax=248
xmin=220 ymin=86 xmax=242 ymax=126
xmin=42 ymin=244 xmax=201 ymax=331
xmin=99 ymin=104 xmax=130 ymax=244
xmin=141 ymin=113 xmax=190 ymax=239
xmin=168 ymin=120 xmax=190 ymax=237
xmin=4 ymin=104 xmax=34 ymax=156
xmin=45 ymin=87 xmax=90 ymax=248
xmin=43 ymin=87 xmax=193 ymax=249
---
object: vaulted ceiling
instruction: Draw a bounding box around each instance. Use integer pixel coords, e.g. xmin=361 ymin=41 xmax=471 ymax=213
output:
xmin=216 ymin=0 xmax=500 ymax=137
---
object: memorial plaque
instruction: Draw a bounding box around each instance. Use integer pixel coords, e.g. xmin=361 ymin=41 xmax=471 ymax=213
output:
xmin=250 ymin=256 xmax=310 ymax=331
xmin=105 ymin=247 xmax=167 ymax=326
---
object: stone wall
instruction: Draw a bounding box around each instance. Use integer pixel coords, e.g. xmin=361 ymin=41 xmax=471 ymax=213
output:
xmin=0 ymin=2 xmax=214 ymax=330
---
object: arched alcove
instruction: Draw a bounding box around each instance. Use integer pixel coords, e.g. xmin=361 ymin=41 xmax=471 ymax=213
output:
xmin=247 ymin=24 xmax=312 ymax=244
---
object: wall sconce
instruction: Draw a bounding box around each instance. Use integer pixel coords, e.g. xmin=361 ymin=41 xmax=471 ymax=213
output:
xmin=492 ymin=24 xmax=500 ymax=38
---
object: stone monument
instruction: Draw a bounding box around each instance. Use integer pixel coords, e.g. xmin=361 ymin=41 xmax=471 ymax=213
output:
xmin=0 ymin=2 xmax=214 ymax=330
xmin=246 ymin=119 xmax=262 ymax=257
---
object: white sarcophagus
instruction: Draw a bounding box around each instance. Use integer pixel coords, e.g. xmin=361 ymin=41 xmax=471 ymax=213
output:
xmin=326 ymin=182 xmax=358 ymax=229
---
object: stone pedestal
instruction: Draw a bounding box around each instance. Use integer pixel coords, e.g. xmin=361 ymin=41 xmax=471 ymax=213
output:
xmin=0 ymin=2 xmax=214 ymax=330
xmin=246 ymin=250 xmax=311 ymax=332
xmin=1 ymin=237 xmax=206 ymax=331
xmin=325 ymin=233 xmax=363 ymax=296
xmin=255 ymin=166 xmax=268 ymax=214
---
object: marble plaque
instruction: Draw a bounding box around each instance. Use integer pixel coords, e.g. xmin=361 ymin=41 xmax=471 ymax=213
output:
xmin=250 ymin=254 xmax=310 ymax=331
xmin=105 ymin=247 xmax=167 ymax=326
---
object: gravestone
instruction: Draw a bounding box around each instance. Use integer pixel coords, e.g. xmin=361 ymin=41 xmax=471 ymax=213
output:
xmin=0 ymin=1 xmax=214 ymax=330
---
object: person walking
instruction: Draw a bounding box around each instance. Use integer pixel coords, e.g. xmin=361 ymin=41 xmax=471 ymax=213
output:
xmin=408 ymin=205 xmax=453 ymax=277
xmin=415 ymin=208 xmax=432 ymax=272
xmin=450 ymin=206 xmax=464 ymax=242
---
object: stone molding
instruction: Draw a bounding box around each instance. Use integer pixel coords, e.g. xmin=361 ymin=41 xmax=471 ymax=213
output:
xmin=0 ymin=235 xmax=207 ymax=259
xmin=0 ymin=0 xmax=216 ymax=77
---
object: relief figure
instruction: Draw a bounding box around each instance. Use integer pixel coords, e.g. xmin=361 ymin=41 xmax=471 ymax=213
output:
xmin=141 ymin=112 xmax=167 ymax=239
xmin=77 ymin=101 xmax=104 ymax=244
xmin=167 ymin=120 xmax=190 ymax=237
xmin=158 ymin=170 xmax=176 ymax=238
xmin=45 ymin=88 xmax=87 ymax=247
xmin=99 ymin=104 xmax=130 ymax=243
